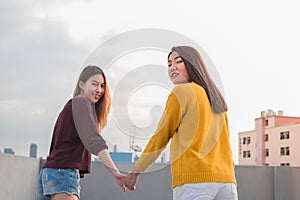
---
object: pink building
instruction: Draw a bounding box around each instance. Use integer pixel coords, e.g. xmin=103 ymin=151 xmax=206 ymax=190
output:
xmin=238 ymin=109 xmax=300 ymax=166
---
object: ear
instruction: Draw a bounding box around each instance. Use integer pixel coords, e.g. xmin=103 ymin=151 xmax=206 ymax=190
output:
xmin=79 ymin=81 xmax=85 ymax=90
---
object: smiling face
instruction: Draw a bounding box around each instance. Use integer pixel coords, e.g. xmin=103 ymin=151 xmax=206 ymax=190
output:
xmin=168 ymin=51 xmax=190 ymax=84
xmin=79 ymin=73 xmax=105 ymax=103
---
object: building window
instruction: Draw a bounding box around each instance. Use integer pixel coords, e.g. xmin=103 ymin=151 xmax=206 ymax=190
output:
xmin=243 ymin=150 xmax=251 ymax=158
xmin=265 ymin=119 xmax=269 ymax=126
xmin=242 ymin=137 xmax=251 ymax=145
xmin=265 ymin=149 xmax=269 ymax=157
xmin=280 ymin=147 xmax=290 ymax=156
xmin=280 ymin=163 xmax=290 ymax=166
xmin=265 ymin=134 xmax=269 ymax=141
xmin=239 ymin=138 xmax=241 ymax=155
xmin=286 ymin=131 xmax=290 ymax=139
xmin=265 ymin=163 xmax=269 ymax=166
xmin=280 ymin=131 xmax=290 ymax=140
xmin=280 ymin=132 xmax=284 ymax=139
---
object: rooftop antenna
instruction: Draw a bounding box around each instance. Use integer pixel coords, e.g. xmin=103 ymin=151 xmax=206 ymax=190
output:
xmin=130 ymin=125 xmax=142 ymax=152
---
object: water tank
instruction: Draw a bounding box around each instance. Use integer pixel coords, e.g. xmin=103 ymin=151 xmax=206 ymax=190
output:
xmin=267 ymin=109 xmax=275 ymax=117
xmin=261 ymin=111 xmax=267 ymax=118
xmin=277 ymin=110 xmax=284 ymax=116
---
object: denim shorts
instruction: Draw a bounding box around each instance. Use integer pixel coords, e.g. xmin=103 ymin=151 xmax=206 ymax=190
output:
xmin=37 ymin=168 xmax=81 ymax=200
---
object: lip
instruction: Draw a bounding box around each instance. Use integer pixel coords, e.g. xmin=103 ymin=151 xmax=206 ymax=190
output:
xmin=170 ymin=72 xmax=180 ymax=78
xmin=94 ymin=94 xmax=101 ymax=100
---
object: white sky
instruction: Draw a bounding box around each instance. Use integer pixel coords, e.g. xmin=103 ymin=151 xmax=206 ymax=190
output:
xmin=1 ymin=0 xmax=300 ymax=164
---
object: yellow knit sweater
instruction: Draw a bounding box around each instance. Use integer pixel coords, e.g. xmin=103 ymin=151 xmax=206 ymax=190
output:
xmin=135 ymin=82 xmax=237 ymax=188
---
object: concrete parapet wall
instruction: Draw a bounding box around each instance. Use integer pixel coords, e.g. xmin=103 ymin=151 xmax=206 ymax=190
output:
xmin=80 ymin=161 xmax=172 ymax=200
xmin=1 ymin=153 xmax=300 ymax=200
xmin=0 ymin=152 xmax=40 ymax=200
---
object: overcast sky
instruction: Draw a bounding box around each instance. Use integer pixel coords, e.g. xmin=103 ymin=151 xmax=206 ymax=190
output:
xmin=1 ymin=0 xmax=300 ymax=164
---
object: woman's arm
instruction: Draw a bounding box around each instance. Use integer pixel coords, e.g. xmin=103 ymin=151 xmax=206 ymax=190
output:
xmin=97 ymin=149 xmax=126 ymax=192
xmin=73 ymin=96 xmax=126 ymax=191
xmin=134 ymin=90 xmax=182 ymax=172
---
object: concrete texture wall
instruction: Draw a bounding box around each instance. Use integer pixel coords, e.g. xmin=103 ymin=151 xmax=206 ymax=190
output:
xmin=0 ymin=152 xmax=40 ymax=200
xmin=1 ymin=153 xmax=300 ymax=200
xmin=80 ymin=162 xmax=172 ymax=200
xmin=235 ymin=165 xmax=274 ymax=200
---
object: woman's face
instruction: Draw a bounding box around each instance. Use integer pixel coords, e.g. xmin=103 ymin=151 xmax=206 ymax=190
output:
xmin=79 ymin=73 xmax=105 ymax=103
xmin=168 ymin=51 xmax=190 ymax=84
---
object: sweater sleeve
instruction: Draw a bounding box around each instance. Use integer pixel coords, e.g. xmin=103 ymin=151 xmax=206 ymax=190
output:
xmin=72 ymin=96 xmax=108 ymax=155
xmin=135 ymin=89 xmax=182 ymax=172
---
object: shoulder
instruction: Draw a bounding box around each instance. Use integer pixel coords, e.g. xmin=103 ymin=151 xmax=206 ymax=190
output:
xmin=72 ymin=96 xmax=92 ymax=111
xmin=172 ymin=82 xmax=205 ymax=96
xmin=73 ymin=96 xmax=89 ymax=105
xmin=172 ymin=82 xmax=191 ymax=94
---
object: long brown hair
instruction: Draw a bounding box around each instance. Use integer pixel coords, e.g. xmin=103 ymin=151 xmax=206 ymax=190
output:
xmin=73 ymin=65 xmax=111 ymax=130
xmin=168 ymin=46 xmax=227 ymax=114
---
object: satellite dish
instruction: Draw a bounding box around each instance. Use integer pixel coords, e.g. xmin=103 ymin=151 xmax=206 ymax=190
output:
xmin=130 ymin=144 xmax=142 ymax=152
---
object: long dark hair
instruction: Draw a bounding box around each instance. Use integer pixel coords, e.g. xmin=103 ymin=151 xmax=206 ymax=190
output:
xmin=168 ymin=46 xmax=227 ymax=114
xmin=73 ymin=65 xmax=111 ymax=130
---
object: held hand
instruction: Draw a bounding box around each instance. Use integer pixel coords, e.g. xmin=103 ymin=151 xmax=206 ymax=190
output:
xmin=114 ymin=172 xmax=127 ymax=192
xmin=125 ymin=171 xmax=139 ymax=191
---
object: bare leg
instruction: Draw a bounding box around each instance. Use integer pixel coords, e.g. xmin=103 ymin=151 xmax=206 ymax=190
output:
xmin=51 ymin=193 xmax=79 ymax=200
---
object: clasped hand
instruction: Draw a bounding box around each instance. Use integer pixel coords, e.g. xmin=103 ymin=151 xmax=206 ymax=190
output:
xmin=115 ymin=171 xmax=140 ymax=192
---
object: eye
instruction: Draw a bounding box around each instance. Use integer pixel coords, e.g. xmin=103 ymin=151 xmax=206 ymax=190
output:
xmin=176 ymin=59 xmax=183 ymax=64
xmin=168 ymin=63 xmax=172 ymax=67
xmin=101 ymin=83 xmax=106 ymax=88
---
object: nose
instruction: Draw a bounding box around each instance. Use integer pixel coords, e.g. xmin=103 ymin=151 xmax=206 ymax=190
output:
xmin=96 ymin=84 xmax=102 ymax=93
xmin=169 ymin=63 xmax=177 ymax=71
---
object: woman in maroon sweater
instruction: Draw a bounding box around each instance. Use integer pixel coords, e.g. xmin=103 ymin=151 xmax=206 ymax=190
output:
xmin=38 ymin=65 xmax=126 ymax=200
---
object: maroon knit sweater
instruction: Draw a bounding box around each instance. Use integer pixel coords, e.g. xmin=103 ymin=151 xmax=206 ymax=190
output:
xmin=43 ymin=96 xmax=108 ymax=177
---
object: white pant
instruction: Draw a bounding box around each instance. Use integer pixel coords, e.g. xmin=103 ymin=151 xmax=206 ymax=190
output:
xmin=173 ymin=182 xmax=238 ymax=200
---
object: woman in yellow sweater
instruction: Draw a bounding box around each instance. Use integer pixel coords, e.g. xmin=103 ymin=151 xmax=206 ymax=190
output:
xmin=126 ymin=46 xmax=238 ymax=200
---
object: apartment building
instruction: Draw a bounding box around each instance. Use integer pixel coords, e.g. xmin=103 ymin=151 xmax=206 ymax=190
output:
xmin=239 ymin=109 xmax=300 ymax=166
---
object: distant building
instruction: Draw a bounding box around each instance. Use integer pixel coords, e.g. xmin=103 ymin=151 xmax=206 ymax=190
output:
xmin=4 ymin=148 xmax=15 ymax=155
xmin=161 ymin=153 xmax=166 ymax=164
xmin=109 ymin=145 xmax=133 ymax=163
xmin=239 ymin=109 xmax=300 ymax=166
xmin=29 ymin=143 xmax=37 ymax=158
xmin=133 ymin=155 xmax=139 ymax=163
